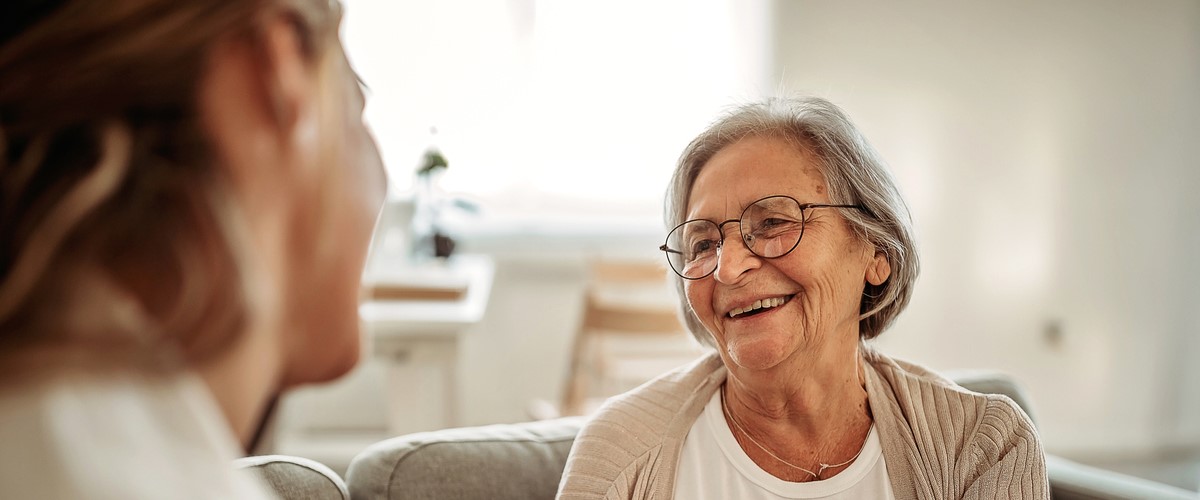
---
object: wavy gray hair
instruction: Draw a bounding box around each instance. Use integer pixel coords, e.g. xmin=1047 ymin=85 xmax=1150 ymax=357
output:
xmin=665 ymin=96 xmax=919 ymax=346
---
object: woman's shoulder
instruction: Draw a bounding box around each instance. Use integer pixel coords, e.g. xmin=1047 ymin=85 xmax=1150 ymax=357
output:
xmin=863 ymin=346 xmax=993 ymax=408
xmin=862 ymin=347 xmax=1047 ymax=496
xmin=558 ymin=353 xmax=723 ymax=498
xmin=862 ymin=347 xmax=1041 ymax=456
xmin=0 ymin=369 xmax=274 ymax=499
xmin=575 ymin=352 xmax=722 ymax=447
xmin=863 ymin=346 xmax=1035 ymax=429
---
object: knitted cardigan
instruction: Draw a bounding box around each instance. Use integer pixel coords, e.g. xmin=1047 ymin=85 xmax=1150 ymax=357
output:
xmin=557 ymin=348 xmax=1048 ymax=499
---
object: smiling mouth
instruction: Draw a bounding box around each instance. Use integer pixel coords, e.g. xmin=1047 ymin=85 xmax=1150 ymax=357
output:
xmin=727 ymin=295 xmax=792 ymax=319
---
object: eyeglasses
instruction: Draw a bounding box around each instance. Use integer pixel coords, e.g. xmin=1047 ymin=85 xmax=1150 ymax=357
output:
xmin=659 ymin=195 xmax=863 ymax=280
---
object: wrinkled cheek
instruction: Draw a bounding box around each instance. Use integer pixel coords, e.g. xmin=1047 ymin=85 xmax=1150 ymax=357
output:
xmin=683 ymin=281 xmax=718 ymax=335
xmin=798 ymin=278 xmax=853 ymax=339
xmin=796 ymin=292 xmax=825 ymax=337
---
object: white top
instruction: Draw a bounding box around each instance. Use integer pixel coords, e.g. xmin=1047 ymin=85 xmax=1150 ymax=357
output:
xmin=674 ymin=390 xmax=895 ymax=499
xmin=0 ymin=367 xmax=275 ymax=499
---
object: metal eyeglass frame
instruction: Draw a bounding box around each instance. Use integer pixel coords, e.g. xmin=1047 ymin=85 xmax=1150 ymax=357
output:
xmin=658 ymin=195 xmax=864 ymax=280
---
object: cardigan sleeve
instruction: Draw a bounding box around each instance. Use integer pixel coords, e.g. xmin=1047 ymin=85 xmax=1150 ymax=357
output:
xmin=960 ymin=395 xmax=1050 ymax=499
xmin=556 ymin=420 xmax=634 ymax=499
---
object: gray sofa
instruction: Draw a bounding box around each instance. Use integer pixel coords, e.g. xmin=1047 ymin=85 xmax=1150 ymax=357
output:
xmin=235 ymin=454 xmax=350 ymax=500
xmin=346 ymin=417 xmax=580 ymax=500
xmin=243 ymin=372 xmax=1200 ymax=499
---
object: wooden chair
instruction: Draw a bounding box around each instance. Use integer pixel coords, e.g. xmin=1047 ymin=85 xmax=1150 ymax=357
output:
xmin=559 ymin=260 xmax=703 ymax=416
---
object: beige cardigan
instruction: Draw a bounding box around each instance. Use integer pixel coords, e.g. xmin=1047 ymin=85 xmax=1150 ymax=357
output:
xmin=557 ymin=348 xmax=1048 ymax=499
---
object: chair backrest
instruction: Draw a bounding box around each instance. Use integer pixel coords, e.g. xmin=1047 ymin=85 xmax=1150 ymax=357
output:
xmin=560 ymin=260 xmax=700 ymax=416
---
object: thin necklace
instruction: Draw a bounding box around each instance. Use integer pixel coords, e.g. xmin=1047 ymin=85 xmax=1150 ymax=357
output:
xmin=720 ymin=386 xmax=867 ymax=480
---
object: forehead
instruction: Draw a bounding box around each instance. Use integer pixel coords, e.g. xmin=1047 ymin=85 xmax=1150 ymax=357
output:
xmin=686 ymin=136 xmax=828 ymax=219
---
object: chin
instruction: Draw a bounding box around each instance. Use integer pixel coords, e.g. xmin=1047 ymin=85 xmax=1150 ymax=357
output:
xmin=313 ymin=331 xmax=362 ymax=382
xmin=282 ymin=311 xmax=363 ymax=387
xmin=724 ymin=334 xmax=796 ymax=371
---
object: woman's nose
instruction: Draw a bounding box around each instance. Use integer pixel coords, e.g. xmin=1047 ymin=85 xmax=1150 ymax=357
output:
xmin=712 ymin=230 xmax=761 ymax=284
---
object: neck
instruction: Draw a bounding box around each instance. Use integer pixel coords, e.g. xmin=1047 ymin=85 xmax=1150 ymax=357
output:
xmin=725 ymin=340 xmax=867 ymax=426
xmin=195 ymin=200 xmax=290 ymax=453
xmin=721 ymin=339 xmax=871 ymax=474
xmin=194 ymin=323 xmax=282 ymax=453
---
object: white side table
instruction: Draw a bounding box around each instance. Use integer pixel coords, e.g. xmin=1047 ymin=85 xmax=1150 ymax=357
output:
xmin=359 ymin=254 xmax=494 ymax=435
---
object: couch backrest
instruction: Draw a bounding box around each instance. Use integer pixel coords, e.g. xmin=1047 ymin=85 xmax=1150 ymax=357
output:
xmin=342 ymin=373 xmax=1042 ymax=500
xmin=343 ymin=374 xmax=1040 ymax=500
xmin=345 ymin=416 xmax=583 ymax=500
xmin=235 ymin=454 xmax=349 ymax=500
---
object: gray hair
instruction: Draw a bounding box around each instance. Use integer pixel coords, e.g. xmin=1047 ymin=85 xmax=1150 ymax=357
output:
xmin=664 ymin=96 xmax=919 ymax=346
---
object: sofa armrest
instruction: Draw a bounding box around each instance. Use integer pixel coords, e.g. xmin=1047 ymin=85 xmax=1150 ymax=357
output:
xmin=234 ymin=454 xmax=349 ymax=500
xmin=1047 ymin=455 xmax=1198 ymax=499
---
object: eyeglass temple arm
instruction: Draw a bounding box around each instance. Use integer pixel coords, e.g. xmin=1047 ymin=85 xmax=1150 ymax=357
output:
xmin=804 ymin=203 xmax=864 ymax=210
xmin=658 ymin=244 xmax=683 ymax=255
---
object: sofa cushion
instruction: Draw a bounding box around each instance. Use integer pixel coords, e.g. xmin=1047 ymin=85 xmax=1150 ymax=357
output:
xmin=235 ymin=454 xmax=349 ymax=500
xmin=346 ymin=417 xmax=583 ymax=500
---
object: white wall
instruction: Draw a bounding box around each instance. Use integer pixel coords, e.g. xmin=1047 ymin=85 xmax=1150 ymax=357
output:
xmin=769 ymin=0 xmax=1200 ymax=457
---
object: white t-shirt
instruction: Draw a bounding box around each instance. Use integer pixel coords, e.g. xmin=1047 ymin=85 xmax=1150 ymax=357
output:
xmin=0 ymin=367 xmax=275 ymax=499
xmin=674 ymin=391 xmax=895 ymax=499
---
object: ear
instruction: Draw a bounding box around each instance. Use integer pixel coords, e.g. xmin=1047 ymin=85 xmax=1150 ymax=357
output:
xmin=197 ymin=12 xmax=317 ymax=208
xmin=865 ymin=250 xmax=891 ymax=286
xmin=253 ymin=14 xmax=317 ymax=136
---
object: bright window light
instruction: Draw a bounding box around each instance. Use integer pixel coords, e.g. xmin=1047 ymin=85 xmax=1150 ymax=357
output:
xmin=341 ymin=0 xmax=770 ymax=218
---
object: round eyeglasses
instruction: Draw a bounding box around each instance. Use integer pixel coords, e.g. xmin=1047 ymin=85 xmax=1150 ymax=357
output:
xmin=659 ymin=195 xmax=863 ymax=280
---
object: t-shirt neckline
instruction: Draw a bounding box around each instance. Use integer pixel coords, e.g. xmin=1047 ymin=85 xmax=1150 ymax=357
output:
xmin=703 ymin=389 xmax=883 ymax=497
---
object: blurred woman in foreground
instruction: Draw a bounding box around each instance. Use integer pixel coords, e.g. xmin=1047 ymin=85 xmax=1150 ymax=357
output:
xmin=0 ymin=0 xmax=385 ymax=496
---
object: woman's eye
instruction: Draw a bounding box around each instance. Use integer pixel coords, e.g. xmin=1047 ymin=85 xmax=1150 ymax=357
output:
xmin=753 ymin=218 xmax=802 ymax=240
xmin=690 ymin=239 xmax=716 ymax=255
xmin=759 ymin=217 xmax=800 ymax=230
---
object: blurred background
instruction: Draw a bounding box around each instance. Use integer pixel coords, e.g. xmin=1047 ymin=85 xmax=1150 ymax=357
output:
xmin=275 ymin=0 xmax=1200 ymax=490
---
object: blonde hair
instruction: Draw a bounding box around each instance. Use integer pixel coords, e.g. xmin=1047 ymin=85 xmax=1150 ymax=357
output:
xmin=0 ymin=0 xmax=342 ymax=371
xmin=665 ymin=97 xmax=920 ymax=346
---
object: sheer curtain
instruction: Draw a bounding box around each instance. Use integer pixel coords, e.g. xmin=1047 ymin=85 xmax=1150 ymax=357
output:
xmin=341 ymin=0 xmax=771 ymax=221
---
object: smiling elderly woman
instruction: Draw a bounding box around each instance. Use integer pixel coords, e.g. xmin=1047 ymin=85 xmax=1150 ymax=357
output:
xmin=557 ymin=97 xmax=1048 ymax=499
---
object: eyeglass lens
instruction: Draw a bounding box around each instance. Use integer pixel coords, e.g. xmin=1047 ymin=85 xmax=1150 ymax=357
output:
xmin=664 ymin=196 xmax=805 ymax=279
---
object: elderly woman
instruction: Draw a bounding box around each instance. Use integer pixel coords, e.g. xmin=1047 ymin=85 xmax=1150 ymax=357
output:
xmin=0 ymin=0 xmax=383 ymax=497
xmin=558 ymin=97 xmax=1047 ymax=499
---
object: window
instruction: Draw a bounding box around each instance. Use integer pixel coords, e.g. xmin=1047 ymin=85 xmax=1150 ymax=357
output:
xmin=342 ymin=0 xmax=770 ymax=219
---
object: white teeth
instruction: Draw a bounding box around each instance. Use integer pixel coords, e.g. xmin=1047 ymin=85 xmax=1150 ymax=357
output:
xmin=728 ymin=296 xmax=788 ymax=318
